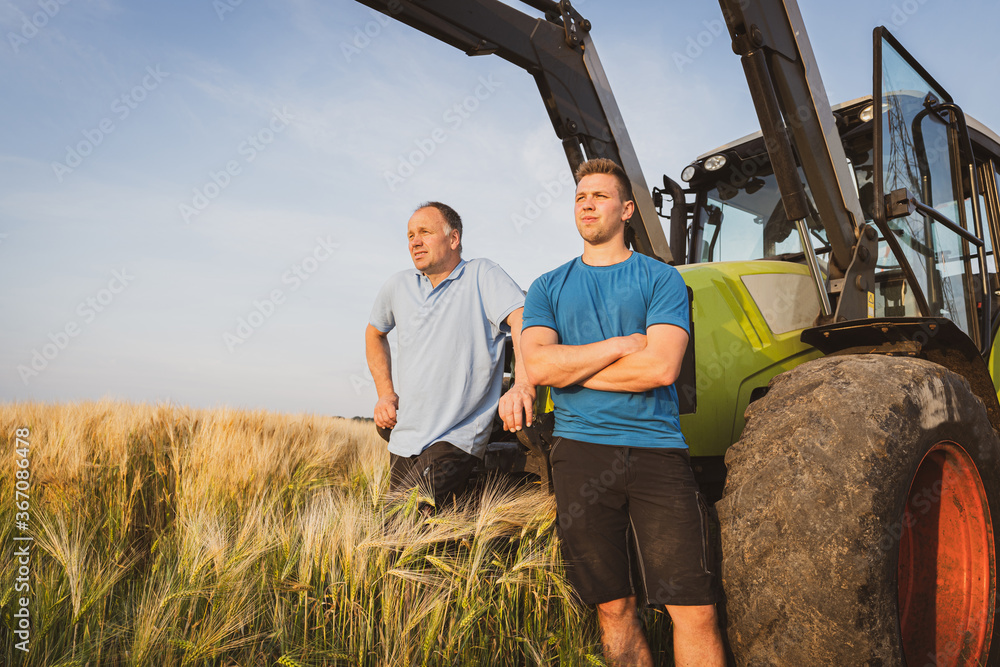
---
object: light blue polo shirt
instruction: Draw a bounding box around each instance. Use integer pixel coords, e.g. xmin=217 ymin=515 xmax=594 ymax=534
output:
xmin=369 ymin=258 xmax=525 ymax=458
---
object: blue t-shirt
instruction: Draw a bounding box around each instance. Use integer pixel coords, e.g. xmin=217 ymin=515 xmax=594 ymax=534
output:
xmin=522 ymin=252 xmax=689 ymax=448
xmin=369 ymin=258 xmax=525 ymax=458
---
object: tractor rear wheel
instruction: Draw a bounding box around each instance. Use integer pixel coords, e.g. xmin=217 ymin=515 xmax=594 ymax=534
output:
xmin=717 ymin=355 xmax=999 ymax=666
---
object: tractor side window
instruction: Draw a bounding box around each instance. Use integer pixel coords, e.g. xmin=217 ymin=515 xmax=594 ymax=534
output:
xmin=846 ymin=135 xmax=916 ymax=318
xmin=987 ymin=163 xmax=1000 ymax=323
xmin=963 ymin=162 xmax=996 ymax=274
xmin=845 ymin=137 xmax=877 ymax=224
xmin=962 ymin=165 xmax=996 ymax=328
xmin=993 ymin=163 xmax=1000 ymax=271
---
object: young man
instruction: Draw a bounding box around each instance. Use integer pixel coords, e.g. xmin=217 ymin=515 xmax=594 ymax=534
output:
xmin=520 ymin=159 xmax=724 ymax=666
xmin=366 ymin=202 xmax=535 ymax=507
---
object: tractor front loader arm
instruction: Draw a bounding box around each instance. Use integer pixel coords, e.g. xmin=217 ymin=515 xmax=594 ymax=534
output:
xmin=353 ymin=0 xmax=672 ymax=263
xmin=718 ymin=0 xmax=876 ymax=321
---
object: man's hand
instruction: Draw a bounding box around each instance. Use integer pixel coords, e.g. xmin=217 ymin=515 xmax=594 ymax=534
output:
xmin=374 ymin=392 xmax=399 ymax=428
xmin=499 ymin=382 xmax=535 ymax=432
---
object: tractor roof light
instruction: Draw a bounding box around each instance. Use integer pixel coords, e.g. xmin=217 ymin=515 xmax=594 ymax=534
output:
xmin=859 ymin=104 xmax=875 ymax=123
xmin=681 ymin=165 xmax=697 ymax=182
xmin=704 ymin=154 xmax=728 ymax=171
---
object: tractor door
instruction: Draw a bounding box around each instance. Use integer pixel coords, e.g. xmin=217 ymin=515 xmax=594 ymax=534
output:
xmin=873 ymin=28 xmax=992 ymax=350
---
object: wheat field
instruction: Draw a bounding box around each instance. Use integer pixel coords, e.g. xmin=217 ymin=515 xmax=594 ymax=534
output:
xmin=0 ymin=401 xmax=675 ymax=666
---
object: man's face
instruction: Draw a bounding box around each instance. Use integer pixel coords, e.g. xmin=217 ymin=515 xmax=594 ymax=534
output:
xmin=407 ymin=207 xmax=460 ymax=274
xmin=574 ymin=173 xmax=634 ymax=245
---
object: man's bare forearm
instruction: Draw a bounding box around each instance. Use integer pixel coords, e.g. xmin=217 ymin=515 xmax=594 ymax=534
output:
xmin=580 ymin=350 xmax=680 ymax=392
xmin=580 ymin=326 xmax=688 ymax=392
xmin=364 ymin=325 xmax=395 ymax=398
xmin=524 ymin=337 xmax=637 ymax=389
xmin=507 ymin=309 xmax=530 ymax=386
xmin=500 ymin=308 xmax=536 ymax=431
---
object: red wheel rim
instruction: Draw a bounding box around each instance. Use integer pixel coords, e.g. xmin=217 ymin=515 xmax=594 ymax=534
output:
xmin=898 ymin=442 xmax=995 ymax=665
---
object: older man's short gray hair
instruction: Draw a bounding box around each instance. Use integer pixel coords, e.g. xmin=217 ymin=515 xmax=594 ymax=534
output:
xmin=416 ymin=201 xmax=463 ymax=254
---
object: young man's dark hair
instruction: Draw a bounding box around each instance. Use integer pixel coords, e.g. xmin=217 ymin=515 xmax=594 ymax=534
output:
xmin=573 ymin=157 xmax=632 ymax=203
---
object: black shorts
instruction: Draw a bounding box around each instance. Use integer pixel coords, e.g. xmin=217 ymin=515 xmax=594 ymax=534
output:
xmin=550 ymin=437 xmax=718 ymax=607
xmin=389 ymin=441 xmax=479 ymax=507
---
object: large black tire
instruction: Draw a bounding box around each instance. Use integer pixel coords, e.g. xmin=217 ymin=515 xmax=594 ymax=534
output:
xmin=717 ymin=355 xmax=1000 ymax=666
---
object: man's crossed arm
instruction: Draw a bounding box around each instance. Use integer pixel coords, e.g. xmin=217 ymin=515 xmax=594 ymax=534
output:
xmin=520 ymin=324 xmax=688 ymax=393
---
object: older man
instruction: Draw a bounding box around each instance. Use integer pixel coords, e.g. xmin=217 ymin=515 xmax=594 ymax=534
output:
xmin=366 ymin=201 xmax=534 ymax=507
xmin=521 ymin=159 xmax=724 ymax=667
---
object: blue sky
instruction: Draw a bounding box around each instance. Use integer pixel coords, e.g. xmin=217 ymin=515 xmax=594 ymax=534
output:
xmin=2 ymin=0 xmax=999 ymax=418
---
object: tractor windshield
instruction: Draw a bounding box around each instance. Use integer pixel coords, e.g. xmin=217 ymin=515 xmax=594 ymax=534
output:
xmin=692 ymin=156 xmax=835 ymax=265
xmin=689 ymin=128 xmax=880 ymax=276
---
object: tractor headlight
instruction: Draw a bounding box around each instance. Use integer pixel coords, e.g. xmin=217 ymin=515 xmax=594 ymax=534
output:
xmin=704 ymin=154 xmax=727 ymax=171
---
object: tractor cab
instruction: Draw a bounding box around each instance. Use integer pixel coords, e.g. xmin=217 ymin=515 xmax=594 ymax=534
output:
xmin=670 ymin=31 xmax=1000 ymax=363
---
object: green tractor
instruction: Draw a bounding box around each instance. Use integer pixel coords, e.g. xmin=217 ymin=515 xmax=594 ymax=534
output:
xmin=676 ymin=24 xmax=1000 ymax=666
xmin=360 ymin=0 xmax=1000 ymax=663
